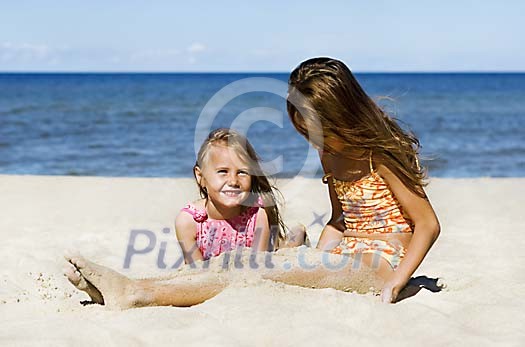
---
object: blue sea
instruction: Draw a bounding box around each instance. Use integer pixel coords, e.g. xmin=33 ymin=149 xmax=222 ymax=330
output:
xmin=1 ymin=73 xmax=524 ymax=178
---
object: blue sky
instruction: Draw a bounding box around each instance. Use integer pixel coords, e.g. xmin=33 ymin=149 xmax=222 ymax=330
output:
xmin=1 ymin=0 xmax=524 ymax=72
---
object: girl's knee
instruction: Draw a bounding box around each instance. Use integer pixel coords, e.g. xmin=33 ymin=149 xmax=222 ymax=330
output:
xmin=283 ymin=224 xmax=310 ymax=248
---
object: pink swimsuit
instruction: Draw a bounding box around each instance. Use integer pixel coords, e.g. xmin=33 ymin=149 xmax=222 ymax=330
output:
xmin=181 ymin=200 xmax=263 ymax=260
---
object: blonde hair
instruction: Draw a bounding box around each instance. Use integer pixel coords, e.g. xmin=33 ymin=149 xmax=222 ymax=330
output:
xmin=194 ymin=128 xmax=287 ymax=249
xmin=287 ymin=57 xmax=427 ymax=197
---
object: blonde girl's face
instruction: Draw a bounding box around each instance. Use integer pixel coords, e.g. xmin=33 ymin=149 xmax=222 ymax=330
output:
xmin=195 ymin=144 xmax=252 ymax=210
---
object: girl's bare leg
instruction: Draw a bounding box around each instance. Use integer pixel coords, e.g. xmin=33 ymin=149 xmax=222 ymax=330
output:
xmin=259 ymin=248 xmax=384 ymax=292
xmin=65 ymin=248 xmax=385 ymax=310
xmin=65 ymin=253 xmax=229 ymax=309
xmin=360 ymin=253 xmax=395 ymax=281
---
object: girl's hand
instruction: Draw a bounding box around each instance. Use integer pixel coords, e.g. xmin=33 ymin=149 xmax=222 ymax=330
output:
xmin=380 ymin=276 xmax=409 ymax=304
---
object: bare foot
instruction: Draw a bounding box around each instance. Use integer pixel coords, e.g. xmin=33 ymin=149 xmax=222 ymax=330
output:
xmin=64 ymin=262 xmax=104 ymax=305
xmin=64 ymin=253 xmax=146 ymax=309
xmin=284 ymin=224 xmax=311 ymax=247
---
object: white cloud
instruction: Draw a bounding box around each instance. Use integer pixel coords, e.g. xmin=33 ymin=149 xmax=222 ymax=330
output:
xmin=0 ymin=42 xmax=56 ymax=63
xmin=0 ymin=41 xmax=210 ymax=70
xmin=187 ymin=42 xmax=206 ymax=54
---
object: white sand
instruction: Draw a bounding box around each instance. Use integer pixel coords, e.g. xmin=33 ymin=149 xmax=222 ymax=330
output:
xmin=0 ymin=174 xmax=524 ymax=346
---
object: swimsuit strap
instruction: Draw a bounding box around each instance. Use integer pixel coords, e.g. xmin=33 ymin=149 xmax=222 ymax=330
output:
xmin=181 ymin=204 xmax=208 ymax=222
xmin=369 ymin=150 xmax=374 ymax=173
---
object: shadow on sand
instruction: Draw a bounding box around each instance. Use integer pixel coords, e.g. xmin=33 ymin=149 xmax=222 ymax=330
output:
xmin=395 ymin=276 xmax=445 ymax=303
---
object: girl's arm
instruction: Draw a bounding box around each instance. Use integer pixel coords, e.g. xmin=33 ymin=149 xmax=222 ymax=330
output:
xmin=253 ymin=208 xmax=271 ymax=251
xmin=175 ymin=212 xmax=204 ymax=264
xmin=317 ymin=176 xmax=345 ymax=251
xmin=377 ymin=165 xmax=441 ymax=302
xmin=317 ymin=152 xmax=345 ymax=251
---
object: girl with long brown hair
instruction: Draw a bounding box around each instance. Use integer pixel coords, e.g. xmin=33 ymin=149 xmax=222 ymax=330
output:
xmin=287 ymin=57 xmax=440 ymax=302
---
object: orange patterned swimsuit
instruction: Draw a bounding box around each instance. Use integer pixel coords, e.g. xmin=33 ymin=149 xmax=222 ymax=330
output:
xmin=323 ymin=154 xmax=413 ymax=270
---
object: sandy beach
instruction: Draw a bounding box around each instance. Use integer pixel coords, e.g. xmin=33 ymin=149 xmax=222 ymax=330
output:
xmin=0 ymin=174 xmax=524 ymax=346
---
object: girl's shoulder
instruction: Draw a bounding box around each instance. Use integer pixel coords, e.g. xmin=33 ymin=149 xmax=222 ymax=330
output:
xmin=188 ymin=199 xmax=206 ymax=210
xmin=180 ymin=199 xmax=208 ymax=223
xmin=181 ymin=199 xmax=207 ymax=213
xmin=175 ymin=204 xmax=199 ymax=238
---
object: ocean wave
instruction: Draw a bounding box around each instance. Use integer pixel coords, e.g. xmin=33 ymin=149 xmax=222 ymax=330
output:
xmin=1 ymin=73 xmax=524 ymax=177
xmin=0 ymin=105 xmax=40 ymax=116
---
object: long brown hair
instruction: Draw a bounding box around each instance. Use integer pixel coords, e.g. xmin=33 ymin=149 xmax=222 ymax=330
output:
xmin=287 ymin=57 xmax=427 ymax=197
xmin=194 ymin=128 xmax=287 ymax=249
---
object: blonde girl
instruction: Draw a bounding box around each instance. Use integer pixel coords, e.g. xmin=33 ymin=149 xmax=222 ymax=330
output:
xmin=176 ymin=128 xmax=299 ymax=263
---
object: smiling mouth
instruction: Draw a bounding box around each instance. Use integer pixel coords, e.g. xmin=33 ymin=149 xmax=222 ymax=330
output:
xmin=222 ymin=191 xmax=243 ymax=197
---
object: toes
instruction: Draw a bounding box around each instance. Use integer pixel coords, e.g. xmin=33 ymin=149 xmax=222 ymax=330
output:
xmin=64 ymin=263 xmax=80 ymax=276
xmin=64 ymin=267 xmax=82 ymax=286
xmin=64 ymin=249 xmax=80 ymax=261
xmin=71 ymin=258 xmax=98 ymax=285
xmin=64 ymin=250 xmax=85 ymax=263
xmin=65 ymin=254 xmax=87 ymax=269
xmin=65 ymin=269 xmax=90 ymax=290
xmin=73 ymin=257 xmax=87 ymax=269
xmin=64 ymin=268 xmax=77 ymax=283
xmin=63 ymin=265 xmax=76 ymax=277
